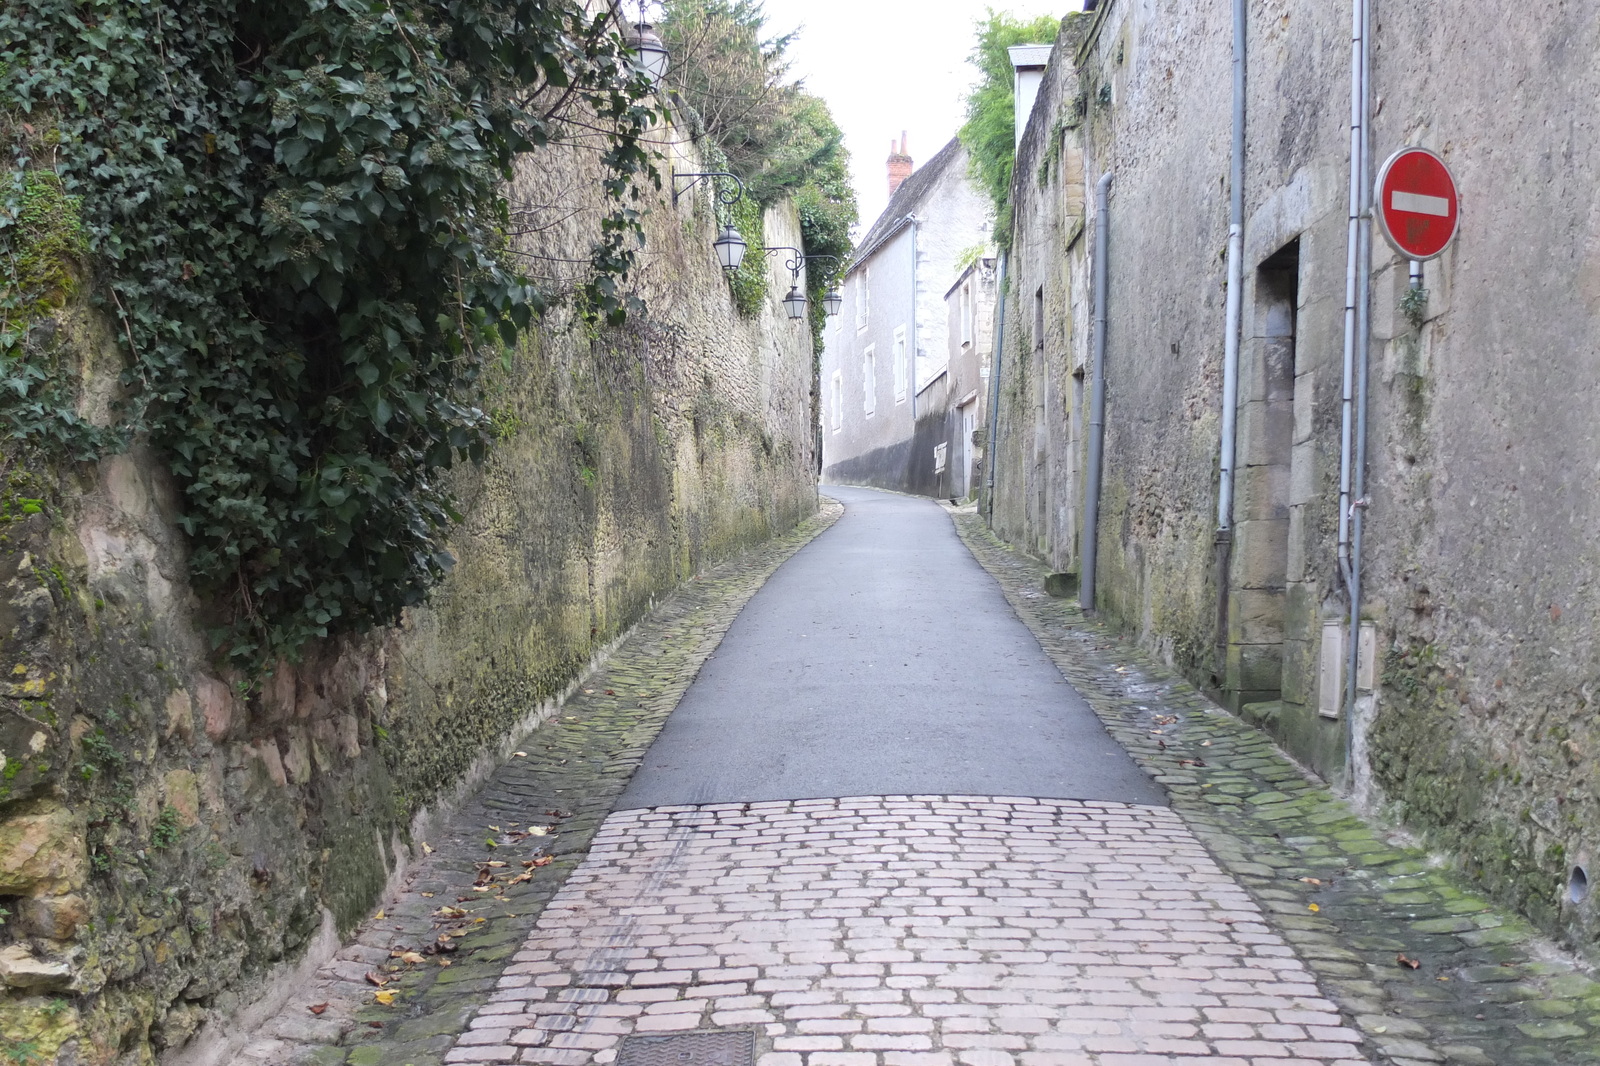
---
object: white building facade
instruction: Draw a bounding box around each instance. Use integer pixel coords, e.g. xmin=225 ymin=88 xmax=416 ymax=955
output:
xmin=820 ymin=138 xmax=993 ymax=497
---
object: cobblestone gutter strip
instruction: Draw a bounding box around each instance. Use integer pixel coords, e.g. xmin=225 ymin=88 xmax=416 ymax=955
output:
xmin=237 ymin=501 xmax=843 ymax=1066
xmin=951 ymin=515 xmax=1600 ymax=1066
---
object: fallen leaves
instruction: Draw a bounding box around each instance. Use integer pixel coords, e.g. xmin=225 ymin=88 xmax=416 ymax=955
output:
xmin=1308 ymin=903 xmax=1320 ymax=912
xmin=512 ymin=751 xmax=528 ymax=758
xmin=1299 ymin=877 xmax=1323 ymax=886
xmin=307 ymin=1003 xmax=329 ymax=1015
xmin=432 ymin=906 xmax=467 ymax=919
xmin=421 ymin=842 xmax=434 ymax=855
xmin=371 ymin=909 xmax=385 ymax=921
xmin=373 ymin=990 xmax=396 ymax=1005
xmin=364 ymin=972 xmax=389 ymax=988
xmin=1397 ymin=953 xmax=1421 ymax=970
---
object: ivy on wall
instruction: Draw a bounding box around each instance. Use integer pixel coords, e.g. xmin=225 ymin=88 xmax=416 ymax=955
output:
xmin=0 ymin=0 xmax=661 ymax=666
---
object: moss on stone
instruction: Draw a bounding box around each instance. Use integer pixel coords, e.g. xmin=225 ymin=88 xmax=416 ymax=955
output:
xmin=3 ymin=168 xmax=88 ymax=323
xmin=0 ymin=995 xmax=81 ymax=1065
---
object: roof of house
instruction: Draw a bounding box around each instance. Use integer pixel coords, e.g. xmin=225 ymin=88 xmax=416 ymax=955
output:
xmin=848 ymin=137 xmax=965 ymax=274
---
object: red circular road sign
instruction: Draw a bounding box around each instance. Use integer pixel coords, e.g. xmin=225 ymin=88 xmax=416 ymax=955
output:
xmin=1376 ymin=147 xmax=1459 ymax=261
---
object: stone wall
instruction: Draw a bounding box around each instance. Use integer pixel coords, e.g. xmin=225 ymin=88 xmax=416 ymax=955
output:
xmin=995 ymin=0 xmax=1600 ymax=962
xmin=0 ymin=125 xmax=817 ymax=1064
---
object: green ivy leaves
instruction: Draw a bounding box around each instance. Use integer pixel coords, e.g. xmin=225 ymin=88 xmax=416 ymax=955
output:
xmin=1 ymin=0 xmax=659 ymax=665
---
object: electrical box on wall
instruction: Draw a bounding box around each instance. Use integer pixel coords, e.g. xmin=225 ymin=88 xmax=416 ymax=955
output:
xmin=1320 ymin=621 xmax=1378 ymax=719
xmin=1319 ymin=622 xmax=1343 ymax=719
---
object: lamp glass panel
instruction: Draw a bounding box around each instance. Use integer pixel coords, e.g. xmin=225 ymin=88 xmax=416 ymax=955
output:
xmin=714 ymin=226 xmax=746 ymax=270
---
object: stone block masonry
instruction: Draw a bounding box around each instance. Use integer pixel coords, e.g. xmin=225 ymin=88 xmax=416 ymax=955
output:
xmin=0 ymin=120 xmax=818 ymax=1063
xmin=230 ymin=502 xmax=843 ymax=1066
xmin=952 ymin=514 xmax=1600 ymax=1066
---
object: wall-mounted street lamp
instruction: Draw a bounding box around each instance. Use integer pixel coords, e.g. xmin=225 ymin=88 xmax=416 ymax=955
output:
xmin=625 ymin=22 xmax=670 ymax=87
xmin=713 ymin=225 xmax=747 ymax=271
xmin=763 ymin=247 xmax=810 ymax=320
xmin=763 ymin=249 xmax=844 ymax=320
xmin=672 ymin=171 xmax=750 ymax=271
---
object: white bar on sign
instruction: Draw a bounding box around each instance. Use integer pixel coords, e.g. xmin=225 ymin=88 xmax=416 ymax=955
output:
xmin=1391 ymin=190 xmax=1450 ymax=216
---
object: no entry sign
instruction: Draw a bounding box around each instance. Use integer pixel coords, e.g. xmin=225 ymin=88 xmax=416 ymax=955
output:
xmin=1376 ymin=147 xmax=1459 ymax=260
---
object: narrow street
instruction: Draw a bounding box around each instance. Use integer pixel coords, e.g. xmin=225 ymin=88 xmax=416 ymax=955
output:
xmin=240 ymin=489 xmax=1600 ymax=1066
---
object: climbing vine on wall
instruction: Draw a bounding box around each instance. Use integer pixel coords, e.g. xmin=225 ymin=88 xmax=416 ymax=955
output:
xmin=0 ymin=0 xmax=661 ymax=665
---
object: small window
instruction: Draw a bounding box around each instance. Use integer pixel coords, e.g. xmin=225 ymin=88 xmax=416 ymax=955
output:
xmin=960 ymin=284 xmax=973 ymax=346
xmin=1033 ymin=285 xmax=1045 ymax=349
xmin=892 ymin=326 xmax=908 ymax=404
xmin=862 ymin=345 xmax=876 ymax=416
xmin=830 ymin=370 xmax=843 ymax=431
xmin=856 ymin=266 xmax=871 ymax=331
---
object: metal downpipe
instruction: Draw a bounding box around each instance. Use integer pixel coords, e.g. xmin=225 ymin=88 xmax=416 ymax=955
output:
xmin=1216 ymin=0 xmax=1247 ymax=533
xmin=1336 ymin=0 xmax=1367 ymax=602
xmin=985 ymin=250 xmax=1008 ymax=522
xmin=1343 ymin=0 xmax=1374 ymax=782
xmin=1080 ymin=172 xmax=1113 ymax=613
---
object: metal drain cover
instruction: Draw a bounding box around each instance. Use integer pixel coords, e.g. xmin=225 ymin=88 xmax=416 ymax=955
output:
xmin=617 ymin=1031 xmax=755 ymax=1066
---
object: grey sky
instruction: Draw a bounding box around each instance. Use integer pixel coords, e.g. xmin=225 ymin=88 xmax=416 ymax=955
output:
xmin=761 ymin=0 xmax=1085 ymax=230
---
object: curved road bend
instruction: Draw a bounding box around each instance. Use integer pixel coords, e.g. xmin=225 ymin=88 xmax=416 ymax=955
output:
xmin=446 ymin=487 xmax=1369 ymax=1066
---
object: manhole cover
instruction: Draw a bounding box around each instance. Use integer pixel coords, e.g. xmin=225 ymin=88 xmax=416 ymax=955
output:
xmin=617 ymin=1031 xmax=755 ymax=1066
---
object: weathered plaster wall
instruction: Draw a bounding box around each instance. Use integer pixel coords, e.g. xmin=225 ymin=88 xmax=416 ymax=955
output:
xmin=0 ymin=126 xmax=817 ymax=1064
xmin=820 ymin=141 xmax=992 ymax=497
xmin=995 ymin=0 xmax=1600 ymax=962
xmin=822 ymin=228 xmax=917 ymax=478
xmin=1360 ymin=0 xmax=1600 ymax=957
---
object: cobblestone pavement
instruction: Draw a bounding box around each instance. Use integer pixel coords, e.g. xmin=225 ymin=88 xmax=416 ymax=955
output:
xmin=235 ymin=501 xmax=843 ymax=1066
xmin=456 ymin=798 xmax=1365 ymax=1066
xmin=949 ymin=513 xmax=1600 ymax=1066
xmin=241 ymin=493 xmax=1600 ymax=1066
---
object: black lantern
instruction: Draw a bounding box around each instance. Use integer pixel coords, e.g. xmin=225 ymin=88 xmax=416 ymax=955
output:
xmin=713 ymin=225 xmax=747 ymax=271
xmin=628 ymin=22 xmax=670 ymax=87
xmin=823 ymin=287 xmax=843 ymax=317
xmin=782 ymin=285 xmax=808 ymax=320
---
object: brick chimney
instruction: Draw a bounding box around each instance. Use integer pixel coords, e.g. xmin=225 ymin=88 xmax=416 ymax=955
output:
xmin=887 ymin=132 xmax=912 ymax=197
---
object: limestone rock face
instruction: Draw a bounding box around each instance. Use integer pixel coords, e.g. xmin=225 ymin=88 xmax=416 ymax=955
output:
xmin=0 ymin=804 xmax=87 ymax=896
xmin=0 ymin=945 xmax=73 ymax=992
xmin=18 ymin=893 xmax=90 ymax=940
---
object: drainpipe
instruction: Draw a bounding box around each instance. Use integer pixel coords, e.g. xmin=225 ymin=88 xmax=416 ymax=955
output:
xmin=908 ymin=215 xmax=920 ymax=423
xmin=1080 ymin=172 xmax=1113 ymax=613
xmin=985 ymin=250 xmax=1009 ymax=522
xmin=1337 ymin=0 xmax=1373 ymax=779
xmin=1216 ymin=0 xmax=1247 ymax=533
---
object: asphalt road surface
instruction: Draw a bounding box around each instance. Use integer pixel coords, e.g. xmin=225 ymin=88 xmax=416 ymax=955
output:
xmin=619 ymin=486 xmax=1165 ymax=809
